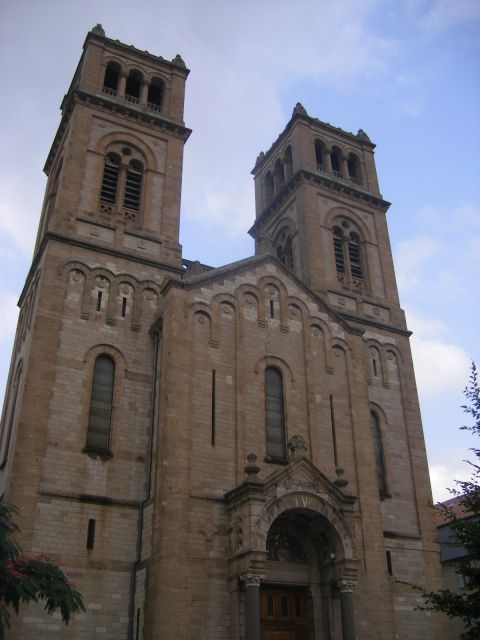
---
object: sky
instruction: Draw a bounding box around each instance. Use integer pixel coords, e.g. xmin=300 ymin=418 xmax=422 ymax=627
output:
xmin=0 ymin=0 xmax=479 ymax=502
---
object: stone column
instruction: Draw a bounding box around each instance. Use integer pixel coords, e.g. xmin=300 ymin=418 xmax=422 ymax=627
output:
xmin=324 ymin=149 xmax=332 ymax=173
xmin=337 ymin=579 xmax=357 ymax=640
xmin=241 ymin=573 xmax=262 ymax=640
xmin=141 ymin=81 xmax=149 ymax=106
xmin=118 ymin=73 xmax=127 ymax=98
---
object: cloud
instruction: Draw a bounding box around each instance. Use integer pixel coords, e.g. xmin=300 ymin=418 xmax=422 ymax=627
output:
xmin=0 ymin=292 xmax=19 ymax=343
xmin=414 ymin=0 xmax=480 ymax=34
xmin=394 ymin=235 xmax=440 ymax=290
xmin=429 ymin=457 xmax=473 ymax=503
xmin=406 ymin=309 xmax=471 ymax=397
xmin=452 ymin=203 xmax=480 ymax=230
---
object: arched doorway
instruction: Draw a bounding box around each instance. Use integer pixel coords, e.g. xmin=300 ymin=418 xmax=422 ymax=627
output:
xmin=261 ymin=507 xmax=351 ymax=640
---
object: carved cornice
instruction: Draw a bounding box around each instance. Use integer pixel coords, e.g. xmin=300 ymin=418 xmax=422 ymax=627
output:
xmin=249 ymin=170 xmax=390 ymax=238
xmin=44 ymin=89 xmax=191 ymax=173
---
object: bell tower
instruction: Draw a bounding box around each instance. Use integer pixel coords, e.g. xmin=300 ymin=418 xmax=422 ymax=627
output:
xmin=250 ymin=103 xmax=405 ymax=330
xmin=35 ymin=23 xmax=190 ymax=269
xmin=0 ymin=26 xmax=190 ymax=639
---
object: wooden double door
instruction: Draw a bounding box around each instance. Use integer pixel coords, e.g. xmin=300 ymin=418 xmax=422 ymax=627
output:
xmin=260 ymin=588 xmax=308 ymax=640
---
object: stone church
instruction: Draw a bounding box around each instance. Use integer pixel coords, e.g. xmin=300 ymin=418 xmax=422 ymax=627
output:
xmin=0 ymin=25 xmax=447 ymax=640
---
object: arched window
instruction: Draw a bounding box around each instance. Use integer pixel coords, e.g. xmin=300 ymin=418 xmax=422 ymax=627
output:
xmin=332 ymin=223 xmax=364 ymax=287
xmin=123 ymin=159 xmax=144 ymax=219
xmin=100 ymin=152 xmax=121 ymax=211
xmin=103 ymin=61 xmax=121 ymax=95
xmin=333 ymin=226 xmax=345 ymax=275
xmin=86 ymin=355 xmax=115 ymax=452
xmin=147 ymin=77 xmax=164 ymax=111
xmin=125 ymin=70 xmax=142 ymax=103
xmin=283 ymin=146 xmax=293 ymax=180
xmin=276 ymin=230 xmax=294 ymax=270
xmin=347 ymin=153 xmax=361 ymax=184
xmin=371 ymin=411 xmax=388 ymax=497
xmin=330 ymin=146 xmax=342 ymax=175
xmin=265 ymin=171 xmax=274 ymax=205
xmin=0 ymin=363 xmax=22 ymax=468
xmin=348 ymin=232 xmax=363 ymax=280
xmin=315 ymin=139 xmax=325 ymax=170
xmin=265 ymin=367 xmax=286 ymax=461
xmin=99 ymin=146 xmax=144 ymax=222
xmin=274 ymin=159 xmax=284 ymax=192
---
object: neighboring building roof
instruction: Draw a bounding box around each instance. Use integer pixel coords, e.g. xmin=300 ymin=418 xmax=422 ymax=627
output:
xmin=435 ymin=496 xmax=471 ymax=527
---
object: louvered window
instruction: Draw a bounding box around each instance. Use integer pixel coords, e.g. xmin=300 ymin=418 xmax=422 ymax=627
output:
xmin=265 ymin=367 xmax=286 ymax=460
xmin=333 ymin=226 xmax=345 ymax=274
xmin=99 ymin=148 xmax=144 ymax=222
xmin=100 ymin=153 xmax=120 ymax=205
xmin=124 ymin=160 xmax=143 ymax=211
xmin=348 ymin=232 xmax=363 ymax=280
xmin=86 ymin=356 xmax=115 ymax=452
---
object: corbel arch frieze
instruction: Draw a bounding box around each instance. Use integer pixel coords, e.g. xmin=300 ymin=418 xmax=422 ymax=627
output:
xmin=363 ymin=338 xmax=386 ymax=386
xmin=258 ymin=275 xmax=289 ymax=331
xmin=309 ymin=319 xmax=334 ymax=374
xmin=87 ymin=267 xmax=114 ymax=322
xmin=106 ymin=274 xmax=135 ymax=327
xmin=61 ymin=263 xmax=88 ymax=318
xmin=210 ymin=294 xmax=237 ymax=344
xmin=135 ymin=281 xmax=161 ymax=331
xmin=58 ymin=260 xmax=90 ymax=278
xmin=235 ymin=284 xmax=264 ymax=327
xmin=382 ymin=343 xmax=404 ymax=388
xmin=190 ymin=302 xmax=215 ymax=346
xmin=330 ymin=337 xmax=353 ymax=373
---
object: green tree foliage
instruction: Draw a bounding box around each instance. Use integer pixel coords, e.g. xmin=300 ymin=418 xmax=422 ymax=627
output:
xmin=0 ymin=502 xmax=85 ymax=638
xmin=411 ymin=363 xmax=480 ymax=640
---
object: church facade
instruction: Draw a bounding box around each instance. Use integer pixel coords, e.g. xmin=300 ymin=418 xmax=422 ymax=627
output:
xmin=0 ymin=26 xmax=447 ymax=640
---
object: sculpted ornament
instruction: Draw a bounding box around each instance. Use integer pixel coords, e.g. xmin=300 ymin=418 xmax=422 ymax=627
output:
xmin=240 ymin=573 xmax=263 ymax=588
xmin=337 ymin=579 xmax=357 ymax=593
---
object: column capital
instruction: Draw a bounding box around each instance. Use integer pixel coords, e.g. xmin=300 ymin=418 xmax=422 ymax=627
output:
xmin=337 ymin=579 xmax=357 ymax=593
xmin=240 ymin=572 xmax=263 ymax=588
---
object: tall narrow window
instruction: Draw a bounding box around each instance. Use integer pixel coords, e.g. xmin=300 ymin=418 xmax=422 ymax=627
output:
xmin=284 ymin=146 xmax=293 ymax=180
xmin=276 ymin=233 xmax=294 ymax=270
xmin=0 ymin=365 xmax=22 ymax=468
xmin=123 ymin=160 xmax=143 ymax=216
xmin=265 ymin=367 xmax=286 ymax=461
xmin=330 ymin=147 xmax=341 ymax=175
xmin=99 ymin=146 xmax=145 ymax=223
xmin=315 ymin=139 xmax=325 ymax=169
xmin=100 ymin=153 xmax=121 ymax=215
xmin=333 ymin=226 xmax=345 ymax=274
xmin=371 ymin=411 xmax=388 ymax=497
xmin=147 ymin=77 xmax=164 ymax=111
xmin=86 ymin=356 xmax=115 ymax=452
xmin=265 ymin=171 xmax=274 ymax=205
xmin=125 ymin=70 xmax=142 ymax=103
xmin=347 ymin=153 xmax=361 ymax=184
xmin=103 ymin=62 xmax=121 ymax=95
xmin=274 ymin=159 xmax=284 ymax=192
xmin=348 ymin=232 xmax=363 ymax=280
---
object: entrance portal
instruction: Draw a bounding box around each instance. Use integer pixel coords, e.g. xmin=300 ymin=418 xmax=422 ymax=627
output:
xmin=260 ymin=587 xmax=308 ymax=640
